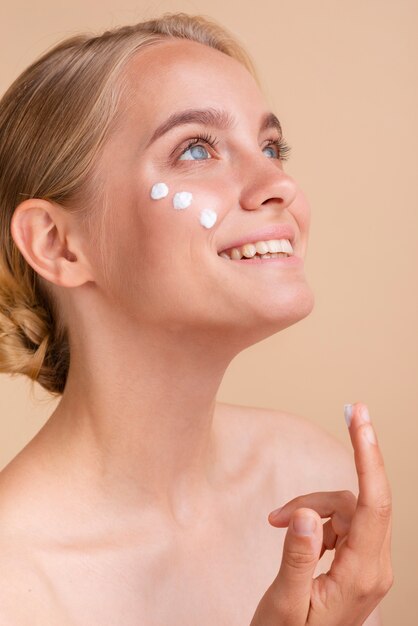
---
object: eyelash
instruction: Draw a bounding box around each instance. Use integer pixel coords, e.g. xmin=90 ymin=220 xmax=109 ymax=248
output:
xmin=177 ymin=132 xmax=292 ymax=162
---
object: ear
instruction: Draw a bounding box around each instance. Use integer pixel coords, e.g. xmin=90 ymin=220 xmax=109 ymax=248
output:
xmin=10 ymin=198 xmax=95 ymax=288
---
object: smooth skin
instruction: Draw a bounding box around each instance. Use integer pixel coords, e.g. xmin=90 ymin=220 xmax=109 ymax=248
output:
xmin=0 ymin=38 xmax=392 ymax=624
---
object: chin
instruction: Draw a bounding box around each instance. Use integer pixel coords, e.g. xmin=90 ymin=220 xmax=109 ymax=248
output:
xmin=279 ymin=288 xmax=315 ymax=328
xmin=244 ymin=283 xmax=316 ymax=342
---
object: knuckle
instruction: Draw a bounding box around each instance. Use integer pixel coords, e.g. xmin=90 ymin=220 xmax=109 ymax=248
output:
xmin=373 ymin=500 xmax=392 ymax=522
xmin=379 ymin=570 xmax=395 ymax=595
xmin=354 ymin=577 xmax=377 ymax=601
xmin=284 ymin=548 xmax=317 ymax=570
xmin=355 ymin=569 xmax=394 ymax=601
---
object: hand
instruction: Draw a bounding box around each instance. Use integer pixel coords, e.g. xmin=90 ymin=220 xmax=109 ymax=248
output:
xmin=249 ymin=402 xmax=393 ymax=626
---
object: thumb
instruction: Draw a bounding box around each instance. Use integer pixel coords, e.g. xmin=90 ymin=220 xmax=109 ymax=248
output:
xmin=270 ymin=508 xmax=323 ymax=623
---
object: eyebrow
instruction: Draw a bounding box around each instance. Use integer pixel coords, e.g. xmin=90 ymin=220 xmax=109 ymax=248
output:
xmin=145 ymin=107 xmax=283 ymax=147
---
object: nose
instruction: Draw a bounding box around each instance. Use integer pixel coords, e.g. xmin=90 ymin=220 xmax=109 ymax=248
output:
xmin=238 ymin=157 xmax=298 ymax=211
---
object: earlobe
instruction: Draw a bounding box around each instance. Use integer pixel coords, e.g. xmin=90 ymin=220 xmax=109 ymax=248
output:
xmin=10 ymin=198 xmax=94 ymax=288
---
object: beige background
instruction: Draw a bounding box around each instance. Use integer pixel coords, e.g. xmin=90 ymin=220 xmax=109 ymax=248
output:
xmin=1 ymin=0 xmax=416 ymax=623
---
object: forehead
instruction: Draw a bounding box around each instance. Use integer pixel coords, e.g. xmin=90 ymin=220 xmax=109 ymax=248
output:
xmin=121 ymin=38 xmax=266 ymax=122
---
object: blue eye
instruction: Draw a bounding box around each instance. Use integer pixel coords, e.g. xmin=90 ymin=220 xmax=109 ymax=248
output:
xmin=263 ymin=145 xmax=277 ymax=158
xmin=262 ymin=138 xmax=292 ymax=160
xmin=177 ymin=132 xmax=218 ymax=161
xmin=175 ymin=133 xmax=292 ymax=163
xmin=179 ymin=144 xmax=212 ymax=161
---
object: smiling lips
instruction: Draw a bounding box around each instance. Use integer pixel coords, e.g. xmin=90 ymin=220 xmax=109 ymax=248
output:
xmin=219 ymin=239 xmax=293 ymax=260
xmin=217 ymin=224 xmax=296 ymax=259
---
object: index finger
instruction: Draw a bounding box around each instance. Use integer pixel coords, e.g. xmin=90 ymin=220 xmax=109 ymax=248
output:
xmin=344 ymin=402 xmax=392 ymax=554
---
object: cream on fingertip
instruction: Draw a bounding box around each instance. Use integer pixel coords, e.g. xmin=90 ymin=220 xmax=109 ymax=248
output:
xmin=344 ymin=403 xmax=353 ymax=427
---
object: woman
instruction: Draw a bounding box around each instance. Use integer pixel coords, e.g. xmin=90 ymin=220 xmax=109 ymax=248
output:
xmin=0 ymin=13 xmax=392 ymax=625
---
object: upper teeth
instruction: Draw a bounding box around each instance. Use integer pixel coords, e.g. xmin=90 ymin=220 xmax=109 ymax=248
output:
xmin=218 ymin=239 xmax=294 ymax=260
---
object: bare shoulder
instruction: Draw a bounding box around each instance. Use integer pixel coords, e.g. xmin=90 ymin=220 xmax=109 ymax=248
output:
xmin=0 ymin=532 xmax=62 ymax=625
xmin=0 ymin=463 xmax=52 ymax=622
xmin=215 ymin=400 xmax=358 ymax=495
xmin=0 ymin=445 xmax=71 ymax=621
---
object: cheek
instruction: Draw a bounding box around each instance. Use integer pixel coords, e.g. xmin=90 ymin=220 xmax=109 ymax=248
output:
xmin=108 ymin=181 xmax=226 ymax=320
xmin=98 ymin=172 xmax=226 ymax=303
xmin=290 ymin=191 xmax=311 ymax=258
xmin=148 ymin=180 xmax=226 ymax=234
xmin=294 ymin=188 xmax=311 ymax=226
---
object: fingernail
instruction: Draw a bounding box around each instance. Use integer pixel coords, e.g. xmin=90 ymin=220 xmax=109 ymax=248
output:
xmin=344 ymin=403 xmax=353 ymax=427
xmin=360 ymin=405 xmax=371 ymax=423
xmin=293 ymin=514 xmax=316 ymax=536
xmin=363 ymin=424 xmax=377 ymax=445
xmin=268 ymin=506 xmax=283 ymax=520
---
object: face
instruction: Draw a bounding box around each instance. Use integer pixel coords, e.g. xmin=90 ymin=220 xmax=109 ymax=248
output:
xmin=91 ymin=39 xmax=314 ymax=345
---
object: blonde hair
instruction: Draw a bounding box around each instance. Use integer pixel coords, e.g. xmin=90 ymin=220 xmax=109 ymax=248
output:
xmin=0 ymin=13 xmax=258 ymax=397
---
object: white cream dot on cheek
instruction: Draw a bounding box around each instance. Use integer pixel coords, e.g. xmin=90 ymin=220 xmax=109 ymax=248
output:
xmin=150 ymin=182 xmax=169 ymax=199
xmin=199 ymin=208 xmax=217 ymax=229
xmin=173 ymin=191 xmax=193 ymax=210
